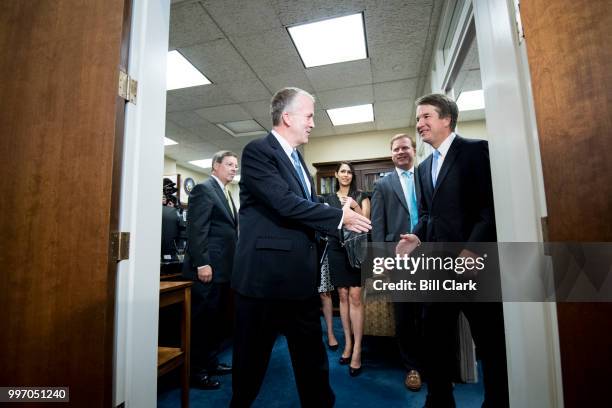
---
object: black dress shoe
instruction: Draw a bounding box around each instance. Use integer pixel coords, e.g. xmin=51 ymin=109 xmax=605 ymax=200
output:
xmin=422 ymin=394 xmax=456 ymax=408
xmin=191 ymin=374 xmax=221 ymax=390
xmin=339 ymin=355 xmax=351 ymax=365
xmin=328 ymin=343 xmax=339 ymax=351
xmin=349 ymin=366 xmax=362 ymax=377
xmin=209 ymin=363 xmax=232 ymax=375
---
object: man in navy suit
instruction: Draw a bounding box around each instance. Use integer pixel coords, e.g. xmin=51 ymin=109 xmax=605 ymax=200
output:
xmin=182 ymin=150 xmax=239 ymax=389
xmin=371 ymin=133 xmax=424 ymax=391
xmin=231 ymin=87 xmax=371 ymax=407
xmin=398 ymin=94 xmax=508 ymax=407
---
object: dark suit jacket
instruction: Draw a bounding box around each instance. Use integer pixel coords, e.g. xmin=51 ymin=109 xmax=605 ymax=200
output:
xmin=232 ymin=133 xmax=343 ymax=299
xmin=371 ymin=169 xmax=420 ymax=242
xmin=182 ymin=178 xmax=238 ymax=283
xmin=161 ymin=205 xmax=180 ymax=258
xmin=413 ymin=134 xmax=496 ymax=244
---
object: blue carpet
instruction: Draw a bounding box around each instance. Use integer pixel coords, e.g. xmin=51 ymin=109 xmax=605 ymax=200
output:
xmin=158 ymin=317 xmax=484 ymax=407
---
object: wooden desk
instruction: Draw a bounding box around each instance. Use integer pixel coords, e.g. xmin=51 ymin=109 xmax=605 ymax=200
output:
xmin=158 ymin=281 xmax=192 ymax=408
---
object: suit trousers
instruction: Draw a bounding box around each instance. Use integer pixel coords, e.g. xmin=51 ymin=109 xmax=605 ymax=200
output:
xmin=424 ymin=302 xmax=509 ymax=408
xmin=191 ymin=281 xmax=230 ymax=374
xmin=394 ymin=302 xmax=425 ymax=373
xmin=230 ymin=293 xmax=335 ymax=408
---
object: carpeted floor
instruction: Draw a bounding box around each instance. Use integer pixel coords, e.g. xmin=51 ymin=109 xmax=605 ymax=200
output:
xmin=158 ymin=317 xmax=484 ymax=407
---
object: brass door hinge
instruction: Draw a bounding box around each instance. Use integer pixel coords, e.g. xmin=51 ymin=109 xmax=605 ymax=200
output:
xmin=111 ymin=231 xmax=130 ymax=262
xmin=118 ymin=69 xmax=137 ymax=104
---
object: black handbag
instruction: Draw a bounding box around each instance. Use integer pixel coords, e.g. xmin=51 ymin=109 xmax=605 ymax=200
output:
xmin=341 ymin=229 xmax=368 ymax=269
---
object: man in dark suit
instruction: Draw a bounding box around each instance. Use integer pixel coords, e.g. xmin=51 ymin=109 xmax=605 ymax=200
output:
xmin=398 ymin=94 xmax=508 ymax=407
xmin=182 ymin=150 xmax=239 ymax=390
xmin=161 ymin=202 xmax=180 ymax=260
xmin=371 ymin=133 xmax=424 ymax=391
xmin=231 ymin=87 xmax=371 ymax=407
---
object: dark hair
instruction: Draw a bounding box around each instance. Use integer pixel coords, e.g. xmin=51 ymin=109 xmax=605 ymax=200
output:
xmin=415 ymin=93 xmax=458 ymax=131
xmin=335 ymin=161 xmax=359 ymax=199
xmin=270 ymin=87 xmax=315 ymax=126
xmin=389 ymin=133 xmax=415 ymax=149
xmin=166 ymin=195 xmax=178 ymax=206
xmin=212 ymin=150 xmax=238 ymax=165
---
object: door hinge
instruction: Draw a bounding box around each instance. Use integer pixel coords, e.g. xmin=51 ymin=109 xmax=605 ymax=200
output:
xmin=514 ymin=0 xmax=525 ymax=44
xmin=111 ymin=231 xmax=130 ymax=262
xmin=118 ymin=69 xmax=138 ymax=104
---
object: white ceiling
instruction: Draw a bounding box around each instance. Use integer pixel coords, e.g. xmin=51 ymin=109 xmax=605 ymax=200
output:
xmin=165 ymin=0 xmax=444 ymax=173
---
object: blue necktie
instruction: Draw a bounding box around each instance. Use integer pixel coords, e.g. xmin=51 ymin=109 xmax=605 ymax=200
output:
xmin=402 ymin=171 xmax=419 ymax=232
xmin=291 ymin=150 xmax=310 ymax=199
xmin=431 ymin=149 xmax=441 ymax=188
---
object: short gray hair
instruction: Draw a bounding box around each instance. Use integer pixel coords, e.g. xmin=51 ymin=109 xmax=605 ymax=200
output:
xmin=270 ymin=87 xmax=315 ymax=126
xmin=212 ymin=150 xmax=238 ymax=165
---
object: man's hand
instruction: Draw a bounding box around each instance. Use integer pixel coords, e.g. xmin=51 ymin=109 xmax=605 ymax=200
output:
xmin=197 ymin=265 xmax=213 ymax=283
xmin=396 ymin=233 xmax=421 ymax=256
xmin=342 ymin=198 xmax=371 ymax=232
xmin=457 ymin=249 xmax=479 ymax=278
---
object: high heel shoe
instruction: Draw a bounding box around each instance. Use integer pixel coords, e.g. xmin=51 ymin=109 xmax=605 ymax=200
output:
xmin=327 ymin=342 xmax=339 ymax=351
xmin=339 ymin=355 xmax=351 ymax=365
xmin=349 ymin=365 xmax=362 ymax=377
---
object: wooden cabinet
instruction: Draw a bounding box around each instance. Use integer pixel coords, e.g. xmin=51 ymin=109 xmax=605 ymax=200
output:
xmin=158 ymin=281 xmax=192 ymax=408
xmin=312 ymin=158 xmax=394 ymax=195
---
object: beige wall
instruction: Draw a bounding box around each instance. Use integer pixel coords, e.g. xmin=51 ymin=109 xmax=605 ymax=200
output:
xmin=303 ymin=127 xmax=411 ymax=173
xmin=163 ymin=156 xmax=209 ymax=204
xmin=456 ymin=119 xmax=488 ymax=140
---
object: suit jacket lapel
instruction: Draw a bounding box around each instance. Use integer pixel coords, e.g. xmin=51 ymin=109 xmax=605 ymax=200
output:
xmin=389 ymin=171 xmax=409 ymax=212
xmin=209 ymin=179 xmax=236 ymax=225
xmin=433 ymin=135 xmax=462 ymax=199
xmin=297 ymin=150 xmax=317 ymax=201
xmin=267 ymin=134 xmax=311 ymax=199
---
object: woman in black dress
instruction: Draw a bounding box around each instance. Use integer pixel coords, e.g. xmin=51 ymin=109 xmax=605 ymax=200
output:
xmin=323 ymin=162 xmax=370 ymax=376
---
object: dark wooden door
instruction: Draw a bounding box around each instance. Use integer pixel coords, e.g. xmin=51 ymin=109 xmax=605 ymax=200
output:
xmin=522 ymin=1 xmax=612 ymax=406
xmin=0 ymin=1 xmax=131 ymax=406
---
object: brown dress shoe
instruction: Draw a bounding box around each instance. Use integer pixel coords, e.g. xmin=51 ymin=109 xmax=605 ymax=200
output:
xmin=405 ymin=370 xmax=422 ymax=392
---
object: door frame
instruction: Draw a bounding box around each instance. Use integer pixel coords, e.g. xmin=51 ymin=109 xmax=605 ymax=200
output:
xmin=473 ymin=0 xmax=563 ymax=406
xmin=429 ymin=0 xmax=564 ymax=407
xmin=113 ymin=0 xmax=171 ymax=406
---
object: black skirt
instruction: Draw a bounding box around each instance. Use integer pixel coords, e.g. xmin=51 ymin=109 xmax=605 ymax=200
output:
xmin=327 ymin=239 xmax=361 ymax=287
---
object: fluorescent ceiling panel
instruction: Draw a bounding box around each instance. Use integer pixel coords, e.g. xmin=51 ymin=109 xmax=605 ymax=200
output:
xmin=189 ymin=158 xmax=213 ymax=169
xmin=164 ymin=137 xmax=178 ymax=146
xmin=167 ymin=50 xmax=211 ymax=90
xmin=327 ymin=104 xmax=374 ymax=126
xmin=217 ymin=119 xmax=267 ymax=137
xmin=288 ymin=13 xmax=367 ymax=68
xmin=457 ymin=89 xmax=485 ymax=111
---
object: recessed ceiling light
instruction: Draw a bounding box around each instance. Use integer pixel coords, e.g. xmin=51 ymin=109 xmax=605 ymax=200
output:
xmin=288 ymin=13 xmax=367 ymax=68
xmin=217 ymin=120 xmax=267 ymax=137
xmin=189 ymin=158 xmax=212 ymax=169
xmin=167 ymin=50 xmax=211 ymax=90
xmin=327 ymin=104 xmax=374 ymax=126
xmin=457 ymin=89 xmax=485 ymax=111
xmin=164 ymin=137 xmax=178 ymax=146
